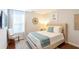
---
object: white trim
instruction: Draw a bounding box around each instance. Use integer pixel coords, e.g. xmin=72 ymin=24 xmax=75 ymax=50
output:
xmin=68 ymin=42 xmax=79 ymax=48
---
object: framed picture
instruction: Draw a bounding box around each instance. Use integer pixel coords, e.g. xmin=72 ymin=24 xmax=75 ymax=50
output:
xmin=74 ymin=14 xmax=79 ymax=30
xmin=51 ymin=13 xmax=57 ymax=21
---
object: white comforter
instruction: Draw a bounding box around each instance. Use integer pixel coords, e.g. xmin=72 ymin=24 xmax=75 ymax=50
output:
xmin=27 ymin=31 xmax=64 ymax=48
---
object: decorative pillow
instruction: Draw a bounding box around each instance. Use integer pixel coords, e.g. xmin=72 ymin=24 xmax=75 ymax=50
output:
xmin=47 ymin=26 xmax=53 ymax=32
xmin=53 ymin=26 xmax=62 ymax=33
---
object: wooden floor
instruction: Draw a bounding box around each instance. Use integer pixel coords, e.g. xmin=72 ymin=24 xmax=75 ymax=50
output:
xmin=7 ymin=39 xmax=15 ymax=49
xmin=7 ymin=39 xmax=79 ymax=49
xmin=58 ymin=42 xmax=79 ymax=49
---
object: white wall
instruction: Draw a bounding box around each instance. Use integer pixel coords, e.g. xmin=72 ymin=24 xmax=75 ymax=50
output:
xmin=25 ymin=9 xmax=79 ymax=47
xmin=0 ymin=29 xmax=7 ymax=49
xmin=25 ymin=12 xmax=42 ymax=33
xmin=25 ymin=11 xmax=53 ymax=33
xmin=56 ymin=9 xmax=79 ymax=47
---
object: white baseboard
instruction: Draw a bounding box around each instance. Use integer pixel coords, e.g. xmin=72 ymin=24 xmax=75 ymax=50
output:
xmin=68 ymin=42 xmax=79 ymax=48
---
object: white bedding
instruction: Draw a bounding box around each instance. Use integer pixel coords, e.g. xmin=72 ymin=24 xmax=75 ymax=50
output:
xmin=27 ymin=31 xmax=64 ymax=49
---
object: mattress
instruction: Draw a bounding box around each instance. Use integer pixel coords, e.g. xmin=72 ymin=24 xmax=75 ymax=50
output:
xmin=27 ymin=31 xmax=64 ymax=49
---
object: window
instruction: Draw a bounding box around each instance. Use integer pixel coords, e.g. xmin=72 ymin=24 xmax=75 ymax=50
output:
xmin=12 ymin=10 xmax=25 ymax=34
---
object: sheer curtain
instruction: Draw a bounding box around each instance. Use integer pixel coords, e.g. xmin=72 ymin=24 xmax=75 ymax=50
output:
xmin=12 ymin=10 xmax=25 ymax=34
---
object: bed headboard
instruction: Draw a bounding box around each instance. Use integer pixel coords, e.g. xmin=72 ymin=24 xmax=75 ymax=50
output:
xmin=47 ymin=23 xmax=68 ymax=43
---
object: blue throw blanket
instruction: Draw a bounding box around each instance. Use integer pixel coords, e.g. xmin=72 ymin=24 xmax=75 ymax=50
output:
xmin=31 ymin=32 xmax=50 ymax=47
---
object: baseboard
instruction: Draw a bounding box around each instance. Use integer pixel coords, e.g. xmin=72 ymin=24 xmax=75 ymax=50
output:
xmin=68 ymin=42 xmax=79 ymax=48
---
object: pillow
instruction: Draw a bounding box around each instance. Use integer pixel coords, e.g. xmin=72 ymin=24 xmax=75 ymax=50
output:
xmin=53 ymin=26 xmax=62 ymax=33
xmin=47 ymin=26 xmax=53 ymax=32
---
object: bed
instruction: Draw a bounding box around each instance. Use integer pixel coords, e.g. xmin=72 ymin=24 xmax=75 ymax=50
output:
xmin=27 ymin=24 xmax=68 ymax=49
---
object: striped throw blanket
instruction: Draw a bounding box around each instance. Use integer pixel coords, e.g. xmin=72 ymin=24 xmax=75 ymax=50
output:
xmin=31 ymin=32 xmax=50 ymax=47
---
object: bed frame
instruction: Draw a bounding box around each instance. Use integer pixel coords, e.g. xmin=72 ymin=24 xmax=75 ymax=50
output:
xmin=26 ymin=23 xmax=68 ymax=49
xmin=47 ymin=23 xmax=68 ymax=43
xmin=43 ymin=23 xmax=68 ymax=49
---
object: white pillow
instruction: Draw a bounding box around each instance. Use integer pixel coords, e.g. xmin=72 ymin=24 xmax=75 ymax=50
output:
xmin=53 ymin=26 xmax=62 ymax=33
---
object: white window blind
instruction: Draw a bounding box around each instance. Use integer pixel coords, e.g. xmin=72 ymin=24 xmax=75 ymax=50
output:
xmin=12 ymin=10 xmax=25 ymax=34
